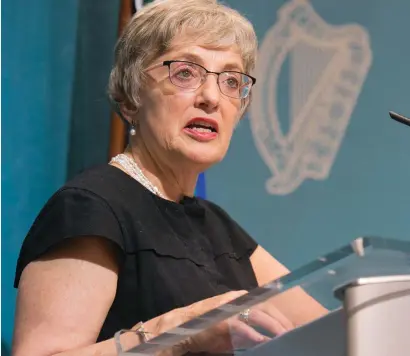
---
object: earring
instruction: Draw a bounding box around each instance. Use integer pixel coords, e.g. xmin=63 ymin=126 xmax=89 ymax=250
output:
xmin=129 ymin=120 xmax=136 ymax=136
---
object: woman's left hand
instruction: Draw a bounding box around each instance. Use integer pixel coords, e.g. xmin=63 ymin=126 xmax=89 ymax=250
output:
xmin=179 ymin=299 xmax=295 ymax=354
xmin=242 ymin=298 xmax=295 ymax=337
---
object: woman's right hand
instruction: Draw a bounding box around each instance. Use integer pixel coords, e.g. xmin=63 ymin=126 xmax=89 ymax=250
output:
xmin=150 ymin=290 xmax=248 ymax=337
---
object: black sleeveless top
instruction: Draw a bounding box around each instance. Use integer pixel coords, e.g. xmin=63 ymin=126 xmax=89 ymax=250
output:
xmin=14 ymin=165 xmax=258 ymax=341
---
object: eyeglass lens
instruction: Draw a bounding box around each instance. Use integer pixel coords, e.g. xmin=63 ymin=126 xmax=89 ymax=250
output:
xmin=168 ymin=61 xmax=252 ymax=99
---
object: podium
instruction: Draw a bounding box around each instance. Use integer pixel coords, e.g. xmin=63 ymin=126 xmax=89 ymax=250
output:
xmin=122 ymin=237 xmax=410 ymax=355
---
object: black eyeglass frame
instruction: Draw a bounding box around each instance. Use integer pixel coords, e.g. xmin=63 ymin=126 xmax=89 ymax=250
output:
xmin=160 ymin=60 xmax=256 ymax=99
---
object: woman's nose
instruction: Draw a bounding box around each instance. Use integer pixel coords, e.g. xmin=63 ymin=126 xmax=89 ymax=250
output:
xmin=195 ymin=74 xmax=221 ymax=110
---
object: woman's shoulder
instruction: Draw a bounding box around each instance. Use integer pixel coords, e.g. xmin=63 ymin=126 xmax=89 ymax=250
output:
xmin=16 ymin=165 xmax=147 ymax=265
xmin=14 ymin=165 xmax=133 ymax=288
xmin=64 ymin=164 xmax=136 ymax=194
xmin=55 ymin=164 xmax=150 ymax=207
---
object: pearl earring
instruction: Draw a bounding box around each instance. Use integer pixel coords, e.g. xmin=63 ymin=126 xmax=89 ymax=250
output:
xmin=129 ymin=121 xmax=136 ymax=136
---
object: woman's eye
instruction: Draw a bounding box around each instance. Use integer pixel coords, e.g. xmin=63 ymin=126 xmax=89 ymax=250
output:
xmin=178 ymin=69 xmax=191 ymax=77
xmin=175 ymin=68 xmax=195 ymax=80
xmin=226 ymin=77 xmax=239 ymax=88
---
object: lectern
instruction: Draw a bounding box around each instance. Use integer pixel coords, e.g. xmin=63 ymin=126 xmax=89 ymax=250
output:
xmin=120 ymin=237 xmax=410 ymax=356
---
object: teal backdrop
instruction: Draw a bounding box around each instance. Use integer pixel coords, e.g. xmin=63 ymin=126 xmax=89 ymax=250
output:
xmin=2 ymin=0 xmax=410 ymax=352
xmin=2 ymin=0 xmax=120 ymax=352
xmin=207 ymin=0 xmax=410 ymax=271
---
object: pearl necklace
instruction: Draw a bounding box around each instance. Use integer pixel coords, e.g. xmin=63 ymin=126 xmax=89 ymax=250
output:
xmin=110 ymin=153 xmax=166 ymax=198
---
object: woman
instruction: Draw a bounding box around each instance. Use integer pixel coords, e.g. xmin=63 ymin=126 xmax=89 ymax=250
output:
xmin=12 ymin=0 xmax=327 ymax=355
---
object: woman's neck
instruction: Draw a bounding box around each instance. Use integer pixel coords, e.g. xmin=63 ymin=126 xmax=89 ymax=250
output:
xmin=123 ymin=145 xmax=199 ymax=202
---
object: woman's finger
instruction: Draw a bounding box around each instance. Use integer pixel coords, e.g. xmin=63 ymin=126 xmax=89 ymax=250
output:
xmin=228 ymin=318 xmax=270 ymax=350
xmin=246 ymin=308 xmax=287 ymax=336
xmin=183 ymin=317 xmax=268 ymax=354
xmin=260 ymin=303 xmax=294 ymax=331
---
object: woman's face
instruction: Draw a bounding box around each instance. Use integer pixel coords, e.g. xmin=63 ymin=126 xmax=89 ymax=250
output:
xmin=136 ymin=40 xmax=245 ymax=171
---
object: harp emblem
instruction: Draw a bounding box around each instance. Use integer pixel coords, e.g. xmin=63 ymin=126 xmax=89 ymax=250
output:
xmin=249 ymin=0 xmax=372 ymax=195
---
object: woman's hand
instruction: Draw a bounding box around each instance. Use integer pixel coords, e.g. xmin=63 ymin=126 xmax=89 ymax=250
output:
xmin=149 ymin=290 xmax=248 ymax=336
xmin=182 ymin=299 xmax=294 ymax=354
xmin=241 ymin=298 xmax=295 ymax=337
xmin=148 ymin=291 xmax=294 ymax=355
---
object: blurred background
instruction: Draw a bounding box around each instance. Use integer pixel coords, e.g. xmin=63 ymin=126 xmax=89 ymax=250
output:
xmin=2 ymin=0 xmax=410 ymax=353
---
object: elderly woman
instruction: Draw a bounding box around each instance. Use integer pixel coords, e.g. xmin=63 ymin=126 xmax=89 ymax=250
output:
xmin=12 ymin=0 xmax=327 ymax=355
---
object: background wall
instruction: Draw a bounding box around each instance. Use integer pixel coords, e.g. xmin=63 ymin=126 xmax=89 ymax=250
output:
xmin=2 ymin=0 xmax=120 ymax=351
xmin=2 ymin=0 xmax=410 ymax=352
xmin=207 ymin=0 xmax=410 ymax=270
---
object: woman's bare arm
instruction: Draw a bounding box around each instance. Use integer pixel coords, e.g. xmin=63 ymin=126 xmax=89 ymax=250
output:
xmin=250 ymin=245 xmax=328 ymax=327
xmin=12 ymin=236 xmax=127 ymax=356
xmin=12 ymin=236 xmax=246 ymax=356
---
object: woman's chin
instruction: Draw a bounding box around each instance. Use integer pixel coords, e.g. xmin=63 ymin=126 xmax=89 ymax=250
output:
xmin=182 ymin=149 xmax=226 ymax=169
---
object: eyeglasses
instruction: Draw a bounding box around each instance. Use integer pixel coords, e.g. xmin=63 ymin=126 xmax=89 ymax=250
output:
xmin=151 ymin=60 xmax=256 ymax=99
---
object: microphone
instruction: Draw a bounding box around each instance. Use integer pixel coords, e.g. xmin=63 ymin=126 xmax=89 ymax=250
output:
xmin=389 ymin=111 xmax=410 ymax=127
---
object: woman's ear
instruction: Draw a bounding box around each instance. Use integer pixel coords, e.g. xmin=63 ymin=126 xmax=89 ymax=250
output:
xmin=118 ymin=103 xmax=138 ymax=125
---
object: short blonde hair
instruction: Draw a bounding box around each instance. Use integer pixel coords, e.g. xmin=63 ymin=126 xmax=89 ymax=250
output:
xmin=108 ymin=0 xmax=258 ymax=112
